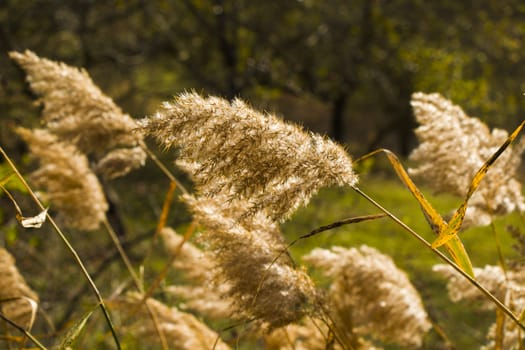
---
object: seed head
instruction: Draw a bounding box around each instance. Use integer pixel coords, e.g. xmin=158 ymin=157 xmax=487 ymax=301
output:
xmin=140 ymin=92 xmax=357 ymax=221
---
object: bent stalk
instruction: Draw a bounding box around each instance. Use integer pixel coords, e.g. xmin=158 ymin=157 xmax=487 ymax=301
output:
xmin=0 ymin=147 xmax=122 ymax=350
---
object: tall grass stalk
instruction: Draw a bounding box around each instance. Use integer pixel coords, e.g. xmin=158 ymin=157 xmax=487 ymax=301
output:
xmin=0 ymin=146 xmax=122 ymax=350
xmin=0 ymin=312 xmax=47 ymax=350
xmin=143 ymin=146 xmax=189 ymax=195
xmin=102 ymin=217 xmax=169 ymax=349
xmin=101 ymin=218 xmax=142 ymax=293
xmin=352 ymin=185 xmax=525 ymax=331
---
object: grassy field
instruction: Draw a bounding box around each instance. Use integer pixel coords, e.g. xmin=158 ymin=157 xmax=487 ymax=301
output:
xmin=282 ymin=175 xmax=523 ymax=349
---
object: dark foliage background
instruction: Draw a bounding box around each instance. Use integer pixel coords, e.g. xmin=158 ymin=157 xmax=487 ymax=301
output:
xmin=2 ymin=0 xmax=525 ymax=155
xmin=1 ymin=1 xmax=525 ymax=348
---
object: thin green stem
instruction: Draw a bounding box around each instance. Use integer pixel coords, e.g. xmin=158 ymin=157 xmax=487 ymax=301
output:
xmin=352 ymin=185 xmax=525 ymax=332
xmin=0 ymin=312 xmax=47 ymax=350
xmin=0 ymin=147 xmax=121 ymax=350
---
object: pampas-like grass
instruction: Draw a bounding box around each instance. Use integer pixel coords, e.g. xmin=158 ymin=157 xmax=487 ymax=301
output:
xmin=409 ymin=92 xmax=525 ymax=227
xmin=140 ymin=92 xmax=357 ymax=221
xmin=266 ymin=318 xmax=384 ymax=350
xmin=160 ymin=227 xmax=232 ymax=319
xmin=304 ymin=245 xmax=431 ymax=348
xmin=9 ymin=50 xmax=146 ymax=179
xmin=434 ymin=264 xmax=525 ymax=348
xmin=185 ymin=194 xmax=318 ymax=329
xmin=0 ymin=247 xmax=39 ymax=329
xmin=481 ymin=319 xmax=522 ymax=350
xmin=16 ymin=127 xmax=108 ymax=230
xmin=433 ymin=264 xmax=508 ymax=309
xmin=265 ymin=317 xmax=384 ymax=350
xmin=264 ymin=318 xmax=335 ymax=350
xmin=113 ymin=292 xmax=231 ymax=350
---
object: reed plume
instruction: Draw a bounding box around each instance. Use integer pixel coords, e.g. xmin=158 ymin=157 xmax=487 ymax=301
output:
xmin=9 ymin=50 xmax=146 ymax=179
xmin=409 ymin=92 xmax=525 ymax=227
xmin=265 ymin=317 xmax=383 ymax=350
xmin=140 ymin=92 xmax=357 ymax=221
xmin=264 ymin=318 xmax=330 ymax=350
xmin=304 ymin=245 xmax=431 ymax=348
xmin=161 ymin=227 xmax=232 ymax=319
xmin=433 ymin=264 xmax=508 ymax=308
xmin=114 ymin=292 xmax=230 ymax=350
xmin=434 ymin=264 xmax=525 ymax=348
xmin=16 ymin=127 xmax=108 ymax=230
xmin=0 ymin=247 xmax=39 ymax=329
xmin=185 ymin=194 xmax=318 ymax=329
xmin=481 ymin=319 xmax=522 ymax=350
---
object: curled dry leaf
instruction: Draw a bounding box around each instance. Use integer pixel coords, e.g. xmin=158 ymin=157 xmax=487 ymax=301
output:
xmin=16 ymin=208 xmax=48 ymax=229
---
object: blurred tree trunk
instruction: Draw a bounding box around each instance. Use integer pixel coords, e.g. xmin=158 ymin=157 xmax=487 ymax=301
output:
xmin=214 ymin=0 xmax=241 ymax=98
xmin=330 ymin=92 xmax=349 ymax=143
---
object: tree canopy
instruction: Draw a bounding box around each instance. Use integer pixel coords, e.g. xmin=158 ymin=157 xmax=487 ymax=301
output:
xmin=2 ymin=0 xmax=525 ymax=155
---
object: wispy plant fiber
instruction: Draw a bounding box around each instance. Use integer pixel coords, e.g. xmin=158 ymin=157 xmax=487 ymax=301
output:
xmin=265 ymin=317 xmax=383 ymax=350
xmin=161 ymin=227 xmax=232 ymax=319
xmin=140 ymin=92 xmax=357 ymax=221
xmin=185 ymin=194 xmax=318 ymax=329
xmin=114 ymin=292 xmax=230 ymax=350
xmin=0 ymin=247 xmax=39 ymax=329
xmin=434 ymin=264 xmax=525 ymax=348
xmin=409 ymin=92 xmax=525 ymax=227
xmin=17 ymin=127 xmax=108 ymax=230
xmin=9 ymin=50 xmax=146 ymax=179
xmin=304 ymin=245 xmax=431 ymax=348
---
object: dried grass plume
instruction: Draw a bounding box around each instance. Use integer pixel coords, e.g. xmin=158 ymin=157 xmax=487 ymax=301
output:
xmin=17 ymin=127 xmax=108 ymax=230
xmin=185 ymin=194 xmax=318 ymax=329
xmin=409 ymin=92 xmax=525 ymax=227
xmin=161 ymin=227 xmax=232 ymax=319
xmin=114 ymin=292 xmax=230 ymax=350
xmin=140 ymin=92 xmax=357 ymax=221
xmin=0 ymin=247 xmax=39 ymax=329
xmin=304 ymin=245 xmax=431 ymax=348
xmin=265 ymin=317 xmax=384 ymax=350
xmin=434 ymin=264 xmax=525 ymax=348
xmin=9 ymin=50 xmax=146 ymax=179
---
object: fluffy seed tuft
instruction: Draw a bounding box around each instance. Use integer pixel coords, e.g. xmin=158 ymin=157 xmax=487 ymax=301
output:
xmin=304 ymin=245 xmax=431 ymax=348
xmin=140 ymin=92 xmax=357 ymax=221
xmin=185 ymin=194 xmax=318 ymax=329
xmin=0 ymin=247 xmax=39 ymax=329
xmin=9 ymin=50 xmax=146 ymax=178
xmin=17 ymin=127 xmax=108 ymax=230
xmin=409 ymin=92 xmax=525 ymax=227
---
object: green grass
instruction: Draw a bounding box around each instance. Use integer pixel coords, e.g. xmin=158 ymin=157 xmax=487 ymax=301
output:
xmin=282 ymin=175 xmax=523 ymax=349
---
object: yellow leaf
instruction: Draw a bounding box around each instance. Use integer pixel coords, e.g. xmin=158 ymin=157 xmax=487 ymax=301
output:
xmin=359 ymin=149 xmax=475 ymax=277
xmin=432 ymin=119 xmax=525 ymax=248
xmin=0 ymin=173 xmax=14 ymax=187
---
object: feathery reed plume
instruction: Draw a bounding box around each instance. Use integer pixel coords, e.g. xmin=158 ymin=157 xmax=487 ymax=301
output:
xmin=113 ymin=292 xmax=230 ymax=350
xmin=409 ymin=92 xmax=525 ymax=227
xmin=433 ymin=264 xmax=507 ymax=308
xmin=9 ymin=50 xmax=146 ymax=179
xmin=140 ymin=92 xmax=357 ymax=221
xmin=0 ymin=247 xmax=39 ymax=329
xmin=265 ymin=318 xmax=383 ymax=350
xmin=304 ymin=245 xmax=431 ymax=348
xmin=185 ymin=194 xmax=318 ymax=329
xmin=434 ymin=264 xmax=525 ymax=312
xmin=481 ymin=319 xmax=522 ymax=350
xmin=17 ymin=127 xmax=108 ymax=230
xmin=265 ymin=318 xmax=334 ymax=350
xmin=160 ymin=227 xmax=232 ymax=319
xmin=434 ymin=264 xmax=525 ymax=348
